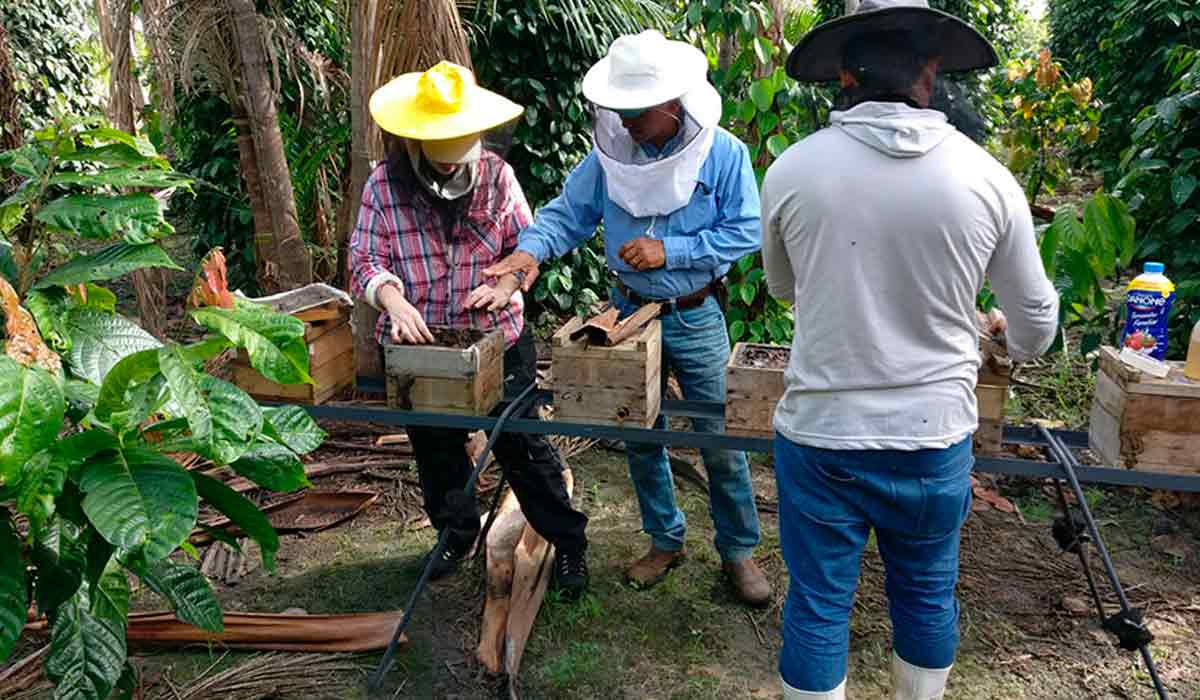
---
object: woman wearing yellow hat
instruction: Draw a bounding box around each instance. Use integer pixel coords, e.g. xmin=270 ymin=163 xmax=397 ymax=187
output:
xmin=349 ymin=61 xmax=589 ymax=595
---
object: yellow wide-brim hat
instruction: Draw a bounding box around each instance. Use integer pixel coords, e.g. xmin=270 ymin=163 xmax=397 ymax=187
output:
xmin=370 ymin=61 xmax=524 ymax=141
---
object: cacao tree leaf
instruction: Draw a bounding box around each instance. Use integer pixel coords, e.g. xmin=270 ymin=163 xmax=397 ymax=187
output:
xmin=191 ymin=301 xmax=311 ymax=386
xmin=35 ymin=243 xmax=181 ymax=291
xmin=79 ymin=129 xmax=158 ymax=157
xmin=79 ymin=449 xmax=198 ymax=561
xmin=112 ymin=662 xmax=138 ymax=700
xmin=24 ymin=289 xmax=73 ymax=352
xmin=130 ymin=558 xmax=223 ymax=632
xmin=64 ymin=380 xmax=100 ymax=413
xmin=60 ymin=143 xmax=166 ymax=169
xmin=0 ymin=508 xmax=26 ymax=661
xmin=35 ymin=193 xmax=171 ymax=242
xmin=49 ymin=168 xmax=190 ymax=190
xmin=196 ymin=376 xmax=262 ymax=465
xmin=191 ymin=472 xmax=279 ymax=572
xmin=64 ymin=310 xmax=162 ymax=385
xmin=32 ymin=516 xmax=88 ymax=619
xmin=158 ymin=345 xmax=211 ymax=442
xmin=94 ymin=349 xmax=161 ymax=430
xmin=766 ymin=134 xmax=790 ymax=158
xmin=44 ymin=586 xmax=126 ymax=700
xmin=261 ymin=406 xmax=325 ymax=455
xmin=230 ymin=441 xmax=310 ymax=492
xmin=89 ymin=559 xmax=129 ymax=629
xmin=1173 ymin=174 xmax=1198 ymax=206
xmin=17 ymin=431 xmax=116 ymax=528
xmin=0 ymin=357 xmax=66 ymax=489
xmin=749 ymin=79 xmax=775 ymax=112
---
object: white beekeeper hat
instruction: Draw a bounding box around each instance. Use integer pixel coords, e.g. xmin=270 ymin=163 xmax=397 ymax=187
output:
xmin=582 ymin=30 xmax=722 ymax=128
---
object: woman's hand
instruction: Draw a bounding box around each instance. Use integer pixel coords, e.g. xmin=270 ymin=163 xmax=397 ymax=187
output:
xmin=466 ymin=274 xmax=521 ymax=311
xmin=383 ymin=292 xmax=434 ymax=344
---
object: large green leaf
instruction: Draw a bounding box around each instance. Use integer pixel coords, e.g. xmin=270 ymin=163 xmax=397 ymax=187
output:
xmin=1084 ymin=192 xmax=1137 ymax=268
xmin=198 ymin=376 xmax=263 ymax=464
xmin=192 ymin=472 xmax=279 ymax=572
xmin=49 ymin=168 xmax=191 ymax=190
xmin=32 ymin=516 xmax=88 ymax=618
xmin=262 ymin=406 xmax=326 ymax=455
xmin=36 ymin=193 xmax=172 ymax=243
xmin=0 ymin=357 xmax=66 ymax=489
xmin=1038 ymin=222 xmax=1061 ymax=280
xmin=79 ymin=450 xmax=198 ymax=561
xmin=94 ymin=349 xmax=161 ymax=430
xmin=35 ymin=243 xmax=181 ymax=290
xmin=17 ymin=431 xmax=118 ymax=529
xmin=0 ymin=508 xmax=26 ymax=661
xmin=64 ymin=310 xmax=162 ymax=385
xmin=60 ymin=144 xmax=167 ymax=170
xmin=132 ymin=559 xmax=223 ymax=632
xmin=158 ymin=345 xmax=212 ymax=442
xmin=191 ymin=301 xmax=312 ymax=386
xmin=230 ymin=441 xmax=310 ymax=493
xmin=79 ymin=129 xmax=158 ymax=158
xmin=44 ymin=586 xmax=126 ymax=700
xmin=749 ymin=79 xmax=776 ymax=112
xmin=89 ymin=558 xmax=130 ymax=629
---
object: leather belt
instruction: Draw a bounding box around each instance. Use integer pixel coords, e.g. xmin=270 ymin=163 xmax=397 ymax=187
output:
xmin=616 ymin=279 xmax=719 ymax=314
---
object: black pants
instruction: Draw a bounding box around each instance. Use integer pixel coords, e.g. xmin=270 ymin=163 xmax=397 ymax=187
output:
xmin=404 ymin=330 xmax=588 ymax=554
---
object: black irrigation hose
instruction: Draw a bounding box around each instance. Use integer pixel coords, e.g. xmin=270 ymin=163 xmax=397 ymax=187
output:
xmin=366 ymin=383 xmax=539 ymax=693
xmin=1039 ymin=427 xmax=1170 ymax=700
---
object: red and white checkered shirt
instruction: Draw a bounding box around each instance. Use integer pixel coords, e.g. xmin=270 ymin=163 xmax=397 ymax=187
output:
xmin=349 ymin=151 xmax=530 ymax=348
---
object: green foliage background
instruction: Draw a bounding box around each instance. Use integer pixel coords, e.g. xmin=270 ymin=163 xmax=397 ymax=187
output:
xmin=0 ymin=0 xmax=103 ymax=135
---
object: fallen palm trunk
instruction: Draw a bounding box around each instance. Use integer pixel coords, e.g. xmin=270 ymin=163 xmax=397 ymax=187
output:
xmin=23 ymin=611 xmax=407 ymax=652
xmin=476 ymin=469 xmax=574 ymax=698
xmin=0 ymin=644 xmax=49 ymax=696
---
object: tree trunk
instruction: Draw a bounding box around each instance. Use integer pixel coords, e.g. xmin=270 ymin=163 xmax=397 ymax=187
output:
xmin=0 ymin=22 xmax=22 ymax=153
xmin=348 ymin=0 xmax=384 ymax=381
xmin=228 ymin=0 xmax=313 ymax=293
xmin=140 ymin=0 xmax=177 ymax=161
xmin=97 ymin=0 xmax=168 ymax=338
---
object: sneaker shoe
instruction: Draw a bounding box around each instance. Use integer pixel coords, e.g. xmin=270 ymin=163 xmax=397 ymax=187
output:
xmin=425 ymin=537 xmax=469 ymax=581
xmin=552 ymin=547 xmax=589 ymax=601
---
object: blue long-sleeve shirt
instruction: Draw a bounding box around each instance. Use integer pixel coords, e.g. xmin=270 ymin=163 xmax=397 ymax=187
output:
xmin=516 ymin=127 xmax=762 ymax=300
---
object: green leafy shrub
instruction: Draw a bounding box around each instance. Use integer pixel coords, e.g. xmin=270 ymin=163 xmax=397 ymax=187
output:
xmin=675 ymin=0 xmax=827 ymax=346
xmin=1115 ymin=46 xmax=1200 ymax=358
xmin=1037 ymin=191 xmax=1137 ymax=355
xmin=1049 ymin=0 xmax=1198 ymax=166
xmin=0 ymin=117 xmax=325 ymax=699
xmin=469 ymin=0 xmax=668 ymax=320
xmin=0 ymin=0 xmax=103 ymax=136
xmin=991 ymin=48 xmax=1101 ymax=204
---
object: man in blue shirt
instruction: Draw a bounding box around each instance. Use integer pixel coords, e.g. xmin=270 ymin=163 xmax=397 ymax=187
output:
xmin=485 ymin=30 xmax=770 ymax=607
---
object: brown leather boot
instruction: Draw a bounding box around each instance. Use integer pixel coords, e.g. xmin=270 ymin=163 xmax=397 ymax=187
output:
xmin=723 ymin=558 xmax=772 ymax=609
xmin=624 ymin=545 xmax=685 ymax=589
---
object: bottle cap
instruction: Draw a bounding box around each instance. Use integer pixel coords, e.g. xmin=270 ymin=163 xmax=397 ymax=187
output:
xmin=1144 ymin=262 xmax=1166 ymax=275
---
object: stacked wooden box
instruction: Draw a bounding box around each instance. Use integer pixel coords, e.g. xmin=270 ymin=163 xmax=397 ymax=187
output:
xmin=550 ymin=316 xmax=662 ymax=427
xmin=725 ymin=342 xmax=1010 ymax=452
xmin=1089 ymin=346 xmax=1200 ymax=475
xmin=231 ymin=284 xmax=355 ymax=405
xmin=384 ymin=328 xmax=505 ymax=416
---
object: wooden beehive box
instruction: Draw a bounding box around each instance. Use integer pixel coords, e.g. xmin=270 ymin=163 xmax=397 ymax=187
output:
xmin=384 ymin=328 xmax=505 ymax=416
xmin=231 ymin=284 xmax=355 ymax=405
xmin=550 ymin=316 xmax=661 ymax=427
xmin=1089 ymin=346 xmax=1200 ymax=475
xmin=726 ymin=343 xmax=787 ymax=438
xmin=725 ymin=342 xmax=1010 ymax=451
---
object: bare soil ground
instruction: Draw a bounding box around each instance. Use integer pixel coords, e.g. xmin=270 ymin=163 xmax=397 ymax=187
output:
xmin=11 ymin=441 xmax=1194 ymax=699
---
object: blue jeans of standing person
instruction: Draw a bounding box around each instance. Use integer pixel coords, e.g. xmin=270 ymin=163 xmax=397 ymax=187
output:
xmin=614 ymin=289 xmax=760 ymax=563
xmin=773 ymin=434 xmax=973 ymax=692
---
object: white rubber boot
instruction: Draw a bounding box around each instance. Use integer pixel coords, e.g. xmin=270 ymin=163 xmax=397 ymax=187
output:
xmin=892 ymin=652 xmax=952 ymax=700
xmin=782 ymin=676 xmax=846 ymax=700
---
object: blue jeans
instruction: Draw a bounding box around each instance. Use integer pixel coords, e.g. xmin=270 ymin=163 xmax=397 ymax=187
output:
xmin=774 ymin=434 xmax=973 ymax=692
xmin=616 ymin=290 xmax=760 ymax=563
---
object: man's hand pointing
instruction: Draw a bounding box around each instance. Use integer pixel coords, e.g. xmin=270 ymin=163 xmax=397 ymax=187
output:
xmin=484 ymin=251 xmax=540 ymax=292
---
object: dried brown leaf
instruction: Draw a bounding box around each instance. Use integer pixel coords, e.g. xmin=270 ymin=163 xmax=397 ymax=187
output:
xmin=0 ymin=276 xmax=62 ymax=373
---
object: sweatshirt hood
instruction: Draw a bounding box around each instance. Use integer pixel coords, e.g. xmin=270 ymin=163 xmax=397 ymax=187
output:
xmin=830 ymin=101 xmax=954 ymax=158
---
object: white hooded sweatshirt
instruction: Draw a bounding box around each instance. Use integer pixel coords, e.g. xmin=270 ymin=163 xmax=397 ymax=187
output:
xmin=761 ymin=102 xmax=1059 ymax=451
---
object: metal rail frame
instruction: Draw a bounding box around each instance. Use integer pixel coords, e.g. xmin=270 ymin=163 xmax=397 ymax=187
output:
xmin=304 ymin=387 xmax=1197 ymax=697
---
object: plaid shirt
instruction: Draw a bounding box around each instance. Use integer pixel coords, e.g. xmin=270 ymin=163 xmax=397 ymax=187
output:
xmin=350 ymin=151 xmax=530 ymax=348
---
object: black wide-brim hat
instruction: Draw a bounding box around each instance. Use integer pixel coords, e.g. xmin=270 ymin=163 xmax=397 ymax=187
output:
xmin=786 ymin=0 xmax=998 ymax=83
